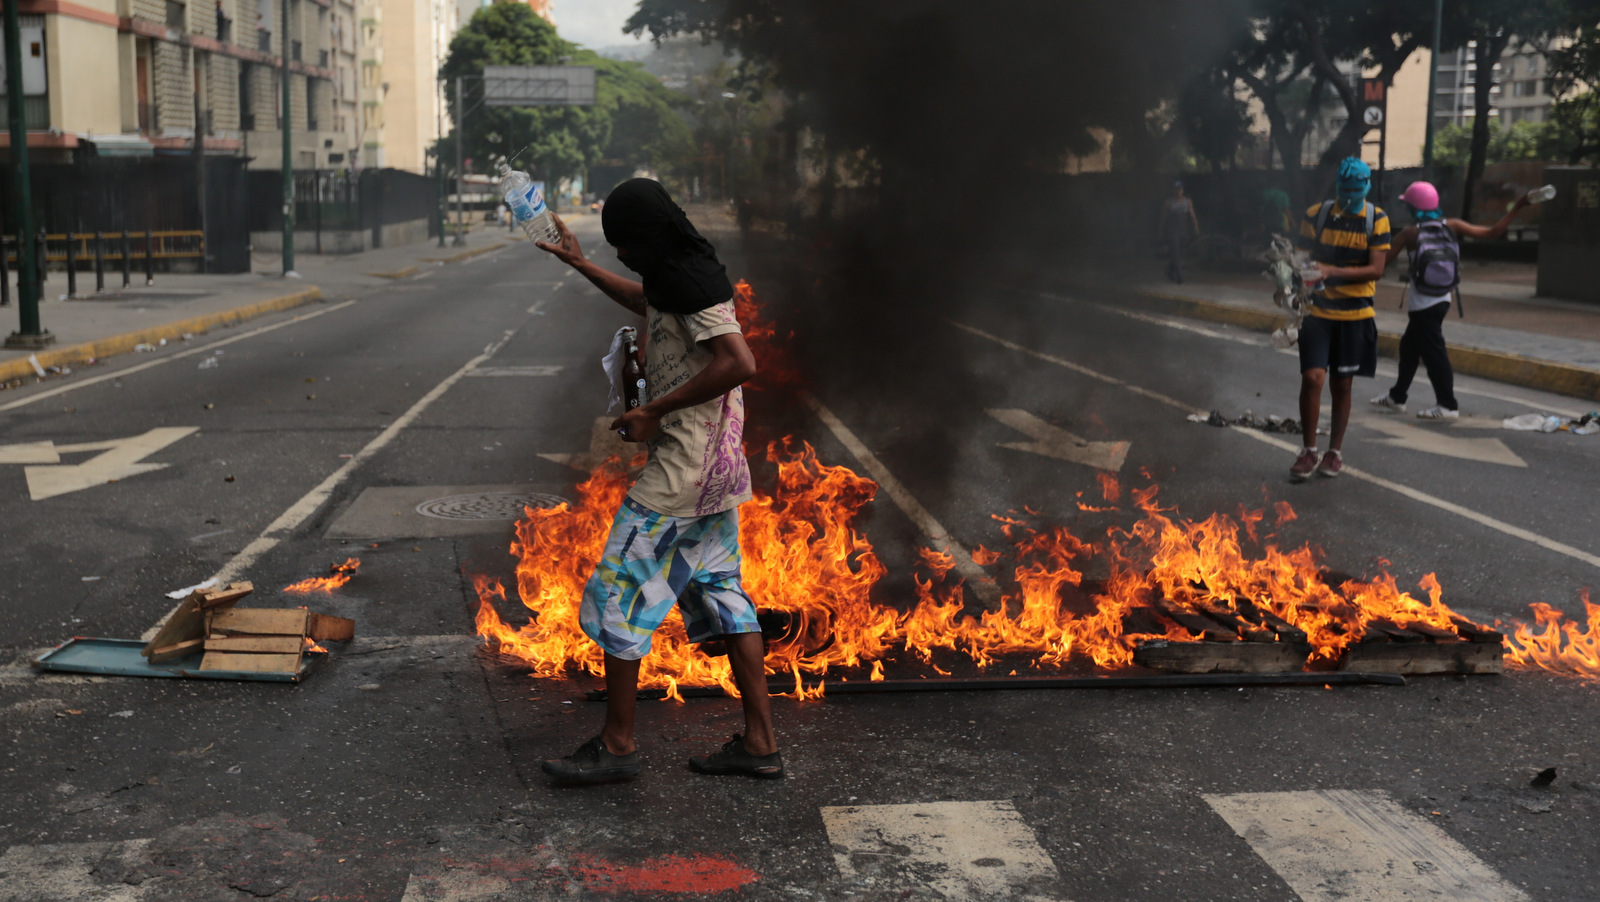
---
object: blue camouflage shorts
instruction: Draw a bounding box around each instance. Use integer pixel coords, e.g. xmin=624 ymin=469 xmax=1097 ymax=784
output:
xmin=579 ymin=496 xmax=760 ymax=661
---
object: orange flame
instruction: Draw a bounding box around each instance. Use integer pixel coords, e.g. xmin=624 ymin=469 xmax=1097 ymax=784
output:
xmin=472 ymin=280 xmax=1596 ymax=688
xmin=284 ymin=558 xmax=361 ymax=594
xmin=1500 ymin=591 xmax=1600 ymax=678
xmin=733 ymin=280 xmax=800 ymax=388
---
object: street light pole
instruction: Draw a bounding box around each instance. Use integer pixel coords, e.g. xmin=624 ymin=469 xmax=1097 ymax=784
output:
xmin=1421 ymin=0 xmax=1443 ymax=174
xmin=453 ymin=75 xmax=465 ymax=246
xmin=280 ymin=0 xmax=296 ymax=275
xmin=3 ymin=0 xmax=51 ymax=347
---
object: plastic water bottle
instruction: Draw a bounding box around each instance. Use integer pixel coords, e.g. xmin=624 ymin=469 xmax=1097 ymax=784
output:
xmin=497 ymin=162 xmax=559 ymax=244
xmin=1527 ymin=185 xmax=1556 ymax=204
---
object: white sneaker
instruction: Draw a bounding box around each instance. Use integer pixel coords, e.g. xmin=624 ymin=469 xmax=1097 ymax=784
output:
xmin=1370 ymin=393 xmax=1405 ymax=413
xmin=1416 ymin=405 xmax=1460 ymax=419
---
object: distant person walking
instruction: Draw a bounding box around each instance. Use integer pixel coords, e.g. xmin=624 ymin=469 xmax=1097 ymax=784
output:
xmin=1371 ymin=181 xmax=1531 ymax=420
xmin=1290 ymin=157 xmax=1391 ymax=482
xmin=1158 ymin=180 xmax=1200 ymax=283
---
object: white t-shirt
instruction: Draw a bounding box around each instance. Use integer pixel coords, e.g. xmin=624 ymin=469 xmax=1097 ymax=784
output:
xmin=1409 ymin=287 xmax=1451 ymax=312
xmin=626 ymin=299 xmax=752 ymax=518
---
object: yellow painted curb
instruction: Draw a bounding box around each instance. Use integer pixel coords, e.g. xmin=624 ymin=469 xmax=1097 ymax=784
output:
xmin=422 ymin=242 xmax=507 ymax=265
xmin=366 ymin=265 xmax=419 ymax=280
xmin=1124 ymin=286 xmax=1600 ymax=403
xmin=0 ymin=287 xmax=323 ymax=384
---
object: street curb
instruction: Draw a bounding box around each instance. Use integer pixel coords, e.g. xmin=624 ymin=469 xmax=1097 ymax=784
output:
xmin=422 ymin=243 xmax=507 ymax=265
xmin=366 ymin=265 xmax=419 ymax=279
xmin=1124 ymin=286 xmax=1600 ymax=403
xmin=0 ymin=286 xmax=324 ymax=384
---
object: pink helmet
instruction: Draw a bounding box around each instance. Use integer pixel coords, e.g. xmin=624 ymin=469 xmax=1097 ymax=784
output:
xmin=1400 ymin=181 xmax=1440 ymax=211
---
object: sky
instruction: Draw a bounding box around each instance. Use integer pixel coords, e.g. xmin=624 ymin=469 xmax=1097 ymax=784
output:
xmin=550 ymin=0 xmax=647 ymax=53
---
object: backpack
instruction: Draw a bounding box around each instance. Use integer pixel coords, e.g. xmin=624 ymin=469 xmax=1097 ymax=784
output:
xmin=1409 ymin=220 xmax=1461 ymax=294
xmin=1313 ymin=200 xmax=1375 ymax=249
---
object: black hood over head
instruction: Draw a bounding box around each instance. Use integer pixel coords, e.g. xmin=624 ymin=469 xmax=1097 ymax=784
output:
xmin=601 ymin=178 xmax=732 ymax=315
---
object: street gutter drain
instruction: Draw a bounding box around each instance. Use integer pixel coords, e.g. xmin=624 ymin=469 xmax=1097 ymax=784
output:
xmin=415 ymin=492 xmax=568 ymax=521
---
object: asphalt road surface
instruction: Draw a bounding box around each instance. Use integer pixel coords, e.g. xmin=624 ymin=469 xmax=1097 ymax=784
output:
xmin=1 ymin=215 xmax=1597 ymax=902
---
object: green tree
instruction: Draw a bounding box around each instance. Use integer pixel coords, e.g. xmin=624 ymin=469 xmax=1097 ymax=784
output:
xmin=438 ymin=2 xmax=690 ymax=188
xmin=1547 ymin=21 xmax=1600 ymax=165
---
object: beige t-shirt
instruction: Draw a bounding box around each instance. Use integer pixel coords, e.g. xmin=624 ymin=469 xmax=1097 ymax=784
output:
xmin=626 ymin=299 xmax=752 ymax=518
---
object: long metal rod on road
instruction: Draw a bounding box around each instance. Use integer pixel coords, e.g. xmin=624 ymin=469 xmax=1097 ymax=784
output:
xmin=584 ymin=671 xmax=1407 ymax=701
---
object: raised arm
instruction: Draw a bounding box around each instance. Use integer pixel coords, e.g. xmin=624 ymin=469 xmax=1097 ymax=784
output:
xmin=535 ymin=214 xmax=648 ymax=316
xmin=1450 ymin=194 xmax=1531 ymax=241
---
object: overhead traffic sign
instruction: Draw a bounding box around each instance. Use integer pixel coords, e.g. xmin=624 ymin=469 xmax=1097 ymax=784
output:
xmin=482 ymin=65 xmax=595 ymax=106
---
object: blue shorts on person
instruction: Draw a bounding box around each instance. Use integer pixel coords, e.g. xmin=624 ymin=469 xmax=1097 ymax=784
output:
xmin=1298 ymin=314 xmax=1378 ymax=378
xmin=579 ymin=497 xmax=760 ymax=661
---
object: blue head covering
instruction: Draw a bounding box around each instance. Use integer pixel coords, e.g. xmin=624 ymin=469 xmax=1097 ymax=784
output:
xmin=1408 ymin=204 xmax=1444 ymax=222
xmin=1336 ymin=157 xmax=1371 ymax=213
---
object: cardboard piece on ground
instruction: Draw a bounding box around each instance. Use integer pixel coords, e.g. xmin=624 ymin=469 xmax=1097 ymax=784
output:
xmin=141 ymin=582 xmax=253 ymax=657
xmin=308 ymin=613 xmax=356 ymax=642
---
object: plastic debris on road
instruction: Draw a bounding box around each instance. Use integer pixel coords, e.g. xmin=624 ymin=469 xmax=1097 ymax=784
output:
xmin=1188 ymin=409 xmax=1305 ymax=435
xmin=1503 ymin=412 xmax=1599 ymax=435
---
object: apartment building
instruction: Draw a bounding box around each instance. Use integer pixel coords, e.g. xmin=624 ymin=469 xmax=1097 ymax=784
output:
xmin=0 ymin=0 xmax=359 ymax=168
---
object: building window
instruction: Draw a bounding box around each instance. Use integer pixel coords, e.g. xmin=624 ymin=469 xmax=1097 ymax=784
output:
xmin=239 ymin=62 xmax=255 ymax=130
xmin=216 ymin=5 xmax=231 ymax=41
xmin=165 ymin=0 xmax=186 ymax=28
xmin=307 ymin=80 xmax=318 ymax=130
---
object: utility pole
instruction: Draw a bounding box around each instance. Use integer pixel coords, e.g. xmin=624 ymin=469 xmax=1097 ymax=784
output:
xmin=193 ymin=49 xmax=208 ymax=273
xmin=453 ymin=75 xmax=465 ymax=246
xmin=280 ymin=0 xmax=296 ymax=276
xmin=1421 ymin=0 xmax=1443 ymax=174
xmin=3 ymin=0 xmax=51 ymax=348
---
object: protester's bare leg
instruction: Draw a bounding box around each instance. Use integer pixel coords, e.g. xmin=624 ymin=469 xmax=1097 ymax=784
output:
xmin=1299 ymin=368 xmax=1326 ymax=448
xmin=724 ymin=632 xmax=777 ymax=755
xmin=1328 ymin=376 xmax=1354 ymax=451
xmin=599 ymin=653 xmax=640 ymax=756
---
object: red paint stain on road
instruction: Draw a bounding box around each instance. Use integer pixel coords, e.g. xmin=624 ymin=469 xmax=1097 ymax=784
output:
xmin=569 ymin=852 xmax=759 ymax=894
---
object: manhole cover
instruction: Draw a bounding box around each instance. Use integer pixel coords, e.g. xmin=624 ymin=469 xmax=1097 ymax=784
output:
xmin=415 ymin=492 xmax=568 ymax=521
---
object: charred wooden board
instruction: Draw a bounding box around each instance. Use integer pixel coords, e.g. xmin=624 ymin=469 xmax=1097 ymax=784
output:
xmin=1134 ymin=639 xmax=1313 ymax=674
xmin=1340 ymin=638 xmax=1504 ymax=674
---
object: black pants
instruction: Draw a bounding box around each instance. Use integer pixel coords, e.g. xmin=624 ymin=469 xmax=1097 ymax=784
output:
xmin=1389 ymin=302 xmax=1456 ymax=410
xmin=1166 ymin=229 xmax=1186 ymax=283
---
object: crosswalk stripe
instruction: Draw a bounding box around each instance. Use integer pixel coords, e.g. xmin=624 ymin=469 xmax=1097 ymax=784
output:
xmin=821 ymin=800 xmax=1067 ymax=901
xmin=1204 ymin=790 xmax=1530 ymax=902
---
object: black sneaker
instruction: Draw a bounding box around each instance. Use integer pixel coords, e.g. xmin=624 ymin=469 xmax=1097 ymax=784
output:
xmin=541 ymin=736 xmax=640 ymax=784
xmin=688 ymin=734 xmax=784 ymax=779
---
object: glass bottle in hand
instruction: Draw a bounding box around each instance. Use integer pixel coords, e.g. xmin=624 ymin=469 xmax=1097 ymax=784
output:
xmin=621 ymin=327 xmax=647 ymax=412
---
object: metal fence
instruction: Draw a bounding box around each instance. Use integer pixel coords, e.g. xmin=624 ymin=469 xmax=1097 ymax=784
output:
xmin=246 ymin=167 xmax=441 ymax=249
xmin=0 ymin=156 xmax=251 ymax=273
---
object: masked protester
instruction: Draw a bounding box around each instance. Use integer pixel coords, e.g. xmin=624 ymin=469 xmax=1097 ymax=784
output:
xmin=531 ymin=178 xmax=781 ymax=784
xmin=1370 ymin=181 xmax=1532 ymax=420
xmin=1289 ymin=157 xmax=1392 ymax=481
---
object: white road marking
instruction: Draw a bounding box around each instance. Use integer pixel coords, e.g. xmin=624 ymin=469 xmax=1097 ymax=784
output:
xmin=0 ymin=838 xmax=152 ymax=901
xmin=0 ymin=441 xmax=60 ymax=464
xmin=1036 ymin=290 xmax=1588 ymax=418
xmin=1205 ymin=790 xmax=1529 ymax=902
xmin=952 ymin=319 xmax=1600 ymax=573
xmin=1361 ymin=418 xmax=1526 ymax=467
xmin=0 ymin=299 xmax=360 ymax=414
xmin=464 ymin=365 xmax=563 ymax=377
xmin=822 ymin=800 xmax=1066 ymax=901
xmin=140 ymin=331 xmax=520 ymax=639
xmin=801 ymin=390 xmax=1001 ymax=608
xmin=16 ymin=427 xmax=198 ymax=501
xmin=538 ymin=416 xmax=636 ymax=472
xmin=987 ymin=408 xmax=1130 ymax=472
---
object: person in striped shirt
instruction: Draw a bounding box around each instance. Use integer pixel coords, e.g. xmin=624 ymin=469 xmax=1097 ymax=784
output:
xmin=1290 ymin=157 xmax=1391 ymax=481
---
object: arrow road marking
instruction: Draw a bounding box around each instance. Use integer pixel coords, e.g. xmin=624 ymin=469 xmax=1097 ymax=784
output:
xmin=986 ymin=408 xmax=1130 ymax=472
xmin=1361 ymin=418 xmax=1526 ymax=468
xmin=538 ymin=416 xmax=638 ymax=472
xmin=4 ymin=428 xmax=198 ymax=500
